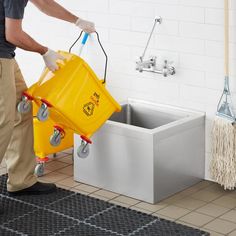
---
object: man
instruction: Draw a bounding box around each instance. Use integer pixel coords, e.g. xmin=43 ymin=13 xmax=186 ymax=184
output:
xmin=0 ymin=0 xmax=95 ymax=200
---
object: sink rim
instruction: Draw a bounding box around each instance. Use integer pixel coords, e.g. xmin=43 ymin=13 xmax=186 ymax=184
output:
xmin=106 ymin=98 xmax=205 ymax=133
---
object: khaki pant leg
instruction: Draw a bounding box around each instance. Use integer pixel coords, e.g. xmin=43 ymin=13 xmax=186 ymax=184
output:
xmin=5 ymin=59 xmax=37 ymax=192
xmin=0 ymin=59 xmax=15 ymax=170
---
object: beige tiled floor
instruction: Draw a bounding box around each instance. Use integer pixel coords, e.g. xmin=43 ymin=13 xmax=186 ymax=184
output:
xmin=1 ymin=150 xmax=236 ymax=236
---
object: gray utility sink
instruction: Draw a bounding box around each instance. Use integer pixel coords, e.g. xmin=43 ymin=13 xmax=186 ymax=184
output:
xmin=74 ymin=99 xmax=205 ymax=203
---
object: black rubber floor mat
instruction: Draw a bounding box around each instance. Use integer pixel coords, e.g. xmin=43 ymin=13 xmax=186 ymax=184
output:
xmin=0 ymin=174 xmax=210 ymax=236
xmin=86 ymin=206 xmax=156 ymax=235
xmin=48 ymin=193 xmax=112 ymax=220
xmin=55 ymin=223 xmax=118 ymax=236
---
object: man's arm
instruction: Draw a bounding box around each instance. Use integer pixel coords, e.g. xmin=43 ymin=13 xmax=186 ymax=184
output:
xmin=5 ymin=18 xmax=64 ymax=71
xmin=5 ymin=18 xmax=48 ymax=55
xmin=30 ymin=0 xmax=78 ymax=23
xmin=30 ymin=0 xmax=95 ymax=33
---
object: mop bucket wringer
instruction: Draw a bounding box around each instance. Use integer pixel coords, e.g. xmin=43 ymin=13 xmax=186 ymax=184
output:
xmin=18 ymin=32 xmax=121 ymax=158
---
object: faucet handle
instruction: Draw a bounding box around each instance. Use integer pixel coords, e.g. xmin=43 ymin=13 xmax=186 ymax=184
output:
xmin=162 ymin=60 xmax=176 ymax=77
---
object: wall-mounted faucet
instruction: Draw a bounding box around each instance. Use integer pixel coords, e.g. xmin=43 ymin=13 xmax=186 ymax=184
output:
xmin=136 ymin=17 xmax=176 ymax=77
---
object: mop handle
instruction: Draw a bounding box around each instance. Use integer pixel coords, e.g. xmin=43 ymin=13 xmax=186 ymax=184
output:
xmin=82 ymin=33 xmax=89 ymax=45
xmin=69 ymin=31 xmax=89 ymax=54
xmin=78 ymin=33 xmax=89 ymax=55
xmin=224 ymin=0 xmax=229 ymax=77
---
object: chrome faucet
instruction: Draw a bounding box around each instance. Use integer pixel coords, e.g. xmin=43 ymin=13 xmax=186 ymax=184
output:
xmin=136 ymin=17 xmax=176 ymax=77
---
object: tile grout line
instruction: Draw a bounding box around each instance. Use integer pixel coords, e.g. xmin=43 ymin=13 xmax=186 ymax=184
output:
xmin=151 ymin=186 xmax=235 ymax=224
xmin=179 ymin=189 xmax=236 ymax=231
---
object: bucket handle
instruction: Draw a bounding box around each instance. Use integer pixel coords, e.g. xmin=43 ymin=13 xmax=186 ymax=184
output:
xmin=69 ymin=31 xmax=108 ymax=84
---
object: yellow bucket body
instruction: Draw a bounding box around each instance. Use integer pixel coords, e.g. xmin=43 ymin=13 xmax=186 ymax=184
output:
xmin=29 ymin=51 xmax=121 ymax=138
xmin=33 ymin=117 xmax=73 ymax=159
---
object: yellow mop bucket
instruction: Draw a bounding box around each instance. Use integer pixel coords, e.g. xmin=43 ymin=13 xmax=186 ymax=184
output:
xmin=34 ymin=50 xmax=120 ymax=137
xmin=33 ymin=116 xmax=73 ymax=176
xmin=32 ymin=102 xmax=73 ymax=176
xmin=18 ymin=32 xmax=121 ymax=158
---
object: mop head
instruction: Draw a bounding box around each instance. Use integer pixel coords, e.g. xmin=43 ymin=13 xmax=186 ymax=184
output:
xmin=210 ymin=117 xmax=236 ymax=190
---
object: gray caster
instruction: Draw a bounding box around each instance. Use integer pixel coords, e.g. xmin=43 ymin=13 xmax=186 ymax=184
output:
xmin=17 ymin=100 xmax=32 ymax=114
xmin=37 ymin=103 xmax=49 ymax=121
xmin=50 ymin=131 xmax=61 ymax=146
xmin=50 ymin=126 xmax=64 ymax=146
xmin=77 ymin=140 xmax=90 ymax=158
xmin=35 ymin=163 xmax=44 ymax=177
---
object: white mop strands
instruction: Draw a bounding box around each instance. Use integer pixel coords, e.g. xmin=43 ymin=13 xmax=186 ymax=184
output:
xmin=210 ymin=117 xmax=236 ymax=190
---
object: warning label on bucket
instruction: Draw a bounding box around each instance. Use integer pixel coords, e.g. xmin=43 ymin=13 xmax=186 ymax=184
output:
xmin=83 ymin=102 xmax=95 ymax=116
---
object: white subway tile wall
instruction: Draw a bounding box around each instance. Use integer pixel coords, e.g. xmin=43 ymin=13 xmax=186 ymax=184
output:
xmin=16 ymin=0 xmax=236 ymax=181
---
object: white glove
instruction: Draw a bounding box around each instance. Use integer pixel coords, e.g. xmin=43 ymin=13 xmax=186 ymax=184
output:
xmin=75 ymin=18 xmax=95 ymax=33
xmin=42 ymin=49 xmax=64 ymax=72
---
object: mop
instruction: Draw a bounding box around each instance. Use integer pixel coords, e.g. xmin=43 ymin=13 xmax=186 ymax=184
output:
xmin=210 ymin=0 xmax=236 ymax=190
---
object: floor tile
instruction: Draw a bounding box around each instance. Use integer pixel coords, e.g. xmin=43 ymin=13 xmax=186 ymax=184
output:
xmin=45 ymin=161 xmax=69 ymax=171
xmin=212 ymin=195 xmax=236 ymax=209
xmin=156 ymin=205 xmax=190 ymax=219
xmin=62 ymin=147 xmax=74 ymax=154
xmin=113 ymin=195 xmax=140 ymax=206
xmin=134 ymin=201 xmax=168 ymax=213
xmin=55 ymin=183 xmax=71 ymax=190
xmin=48 ymin=152 xmax=70 ymax=159
xmin=196 ymin=203 xmax=229 ymax=217
xmin=93 ymin=189 xmax=119 ymax=200
xmin=220 ymin=209 xmax=236 ymax=223
xmin=109 ymin=200 xmax=130 ymax=208
xmin=192 ymin=180 xmax=213 ymax=190
xmin=57 ymin=165 xmax=73 ymax=176
xmin=199 ymin=229 xmax=224 ymax=236
xmin=175 ymin=220 xmax=198 ymax=228
xmin=179 ymin=212 xmax=213 ymax=227
xmin=227 ymin=190 xmax=236 ymax=198
xmin=152 ymin=212 xmax=175 ymax=221
xmin=38 ymin=171 xmax=68 ymax=182
xmin=190 ymin=189 xmax=224 ymax=202
xmin=71 ymin=188 xmax=90 ymax=195
xmin=74 ymin=183 xmax=99 ymax=194
xmin=136 ymin=218 xmax=208 ymax=236
xmin=161 ymin=192 xmax=186 ymax=204
xmin=89 ymin=193 xmax=111 ymax=201
xmin=206 ymin=183 xmax=231 ymax=195
xmin=176 ymin=186 xmax=202 ymax=196
xmin=57 ymin=155 xmax=73 ymax=164
xmin=173 ymin=196 xmax=207 ymax=210
xmin=130 ymin=206 xmax=153 ymax=215
xmin=56 ymin=176 xmax=80 ymax=188
xmin=42 ymin=168 xmax=53 ymax=175
xmin=204 ymin=218 xmax=236 ymax=235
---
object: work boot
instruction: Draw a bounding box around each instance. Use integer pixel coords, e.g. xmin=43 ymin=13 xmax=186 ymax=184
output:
xmin=7 ymin=182 xmax=57 ymax=196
